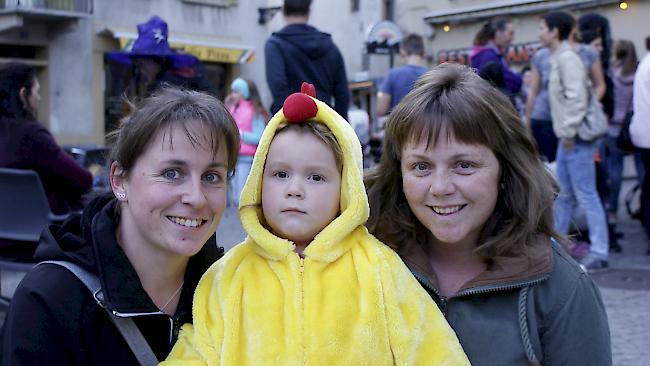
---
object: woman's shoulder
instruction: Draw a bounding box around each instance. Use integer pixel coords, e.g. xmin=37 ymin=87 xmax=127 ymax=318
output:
xmin=11 ymin=262 xmax=97 ymax=316
xmin=532 ymin=240 xmax=598 ymax=308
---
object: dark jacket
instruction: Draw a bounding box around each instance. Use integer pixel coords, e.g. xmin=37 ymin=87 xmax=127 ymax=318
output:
xmin=0 ymin=195 xmax=223 ymax=365
xmin=0 ymin=117 xmax=92 ymax=215
xmin=400 ymin=238 xmax=612 ymax=366
xmin=265 ymin=23 xmax=349 ymax=119
xmin=470 ymin=43 xmax=523 ymax=95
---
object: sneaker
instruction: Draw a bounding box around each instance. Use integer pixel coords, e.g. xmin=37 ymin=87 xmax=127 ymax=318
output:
xmin=579 ymin=255 xmax=609 ymax=271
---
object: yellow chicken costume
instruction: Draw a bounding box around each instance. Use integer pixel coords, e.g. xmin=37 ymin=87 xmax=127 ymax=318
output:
xmin=163 ymin=84 xmax=470 ymax=365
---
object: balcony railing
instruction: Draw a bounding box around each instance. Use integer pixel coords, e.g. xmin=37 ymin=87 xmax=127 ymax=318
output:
xmin=0 ymin=0 xmax=92 ymax=14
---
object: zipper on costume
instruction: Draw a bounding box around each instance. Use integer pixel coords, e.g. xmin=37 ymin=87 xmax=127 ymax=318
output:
xmin=297 ymin=254 xmax=306 ymax=365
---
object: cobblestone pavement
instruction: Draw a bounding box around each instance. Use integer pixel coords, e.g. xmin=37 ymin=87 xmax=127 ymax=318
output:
xmin=590 ymin=193 xmax=650 ymax=366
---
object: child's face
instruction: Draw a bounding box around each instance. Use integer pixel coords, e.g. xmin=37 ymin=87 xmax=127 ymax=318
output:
xmin=261 ymin=129 xmax=341 ymax=248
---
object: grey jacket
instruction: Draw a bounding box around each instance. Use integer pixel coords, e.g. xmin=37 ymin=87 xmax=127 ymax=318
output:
xmin=401 ymin=238 xmax=612 ymax=365
xmin=549 ymin=41 xmax=589 ymax=140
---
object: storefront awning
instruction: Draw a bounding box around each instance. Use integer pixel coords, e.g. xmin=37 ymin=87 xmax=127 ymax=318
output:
xmin=423 ymin=0 xmax=618 ymax=25
xmin=100 ymin=26 xmax=256 ymax=64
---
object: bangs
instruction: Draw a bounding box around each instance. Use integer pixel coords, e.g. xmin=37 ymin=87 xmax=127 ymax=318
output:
xmin=397 ymin=87 xmax=507 ymax=154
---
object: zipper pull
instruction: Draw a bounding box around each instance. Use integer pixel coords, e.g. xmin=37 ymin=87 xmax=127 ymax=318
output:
xmin=299 ymin=256 xmax=305 ymax=274
xmin=439 ymin=296 xmax=448 ymax=315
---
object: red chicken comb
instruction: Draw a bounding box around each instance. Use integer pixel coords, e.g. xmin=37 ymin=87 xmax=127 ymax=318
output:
xmin=301 ymin=82 xmax=316 ymax=97
xmin=282 ymin=82 xmax=318 ymax=123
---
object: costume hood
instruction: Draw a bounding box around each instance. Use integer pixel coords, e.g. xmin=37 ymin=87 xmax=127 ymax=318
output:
xmin=239 ymin=82 xmax=368 ymax=263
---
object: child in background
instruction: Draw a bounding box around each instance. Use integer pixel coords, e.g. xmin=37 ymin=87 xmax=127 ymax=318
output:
xmin=225 ymin=77 xmax=268 ymax=206
xmin=163 ymin=83 xmax=470 ymax=365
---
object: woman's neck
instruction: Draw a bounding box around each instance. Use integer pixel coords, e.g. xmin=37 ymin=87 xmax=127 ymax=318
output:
xmin=116 ymin=225 xmax=188 ymax=312
xmin=427 ymin=238 xmax=487 ymax=297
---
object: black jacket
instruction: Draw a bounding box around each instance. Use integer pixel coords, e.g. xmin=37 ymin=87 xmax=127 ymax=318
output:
xmin=265 ymin=23 xmax=349 ymax=119
xmin=0 ymin=195 xmax=223 ymax=365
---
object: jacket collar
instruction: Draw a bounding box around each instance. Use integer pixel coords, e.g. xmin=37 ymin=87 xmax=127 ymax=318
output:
xmin=399 ymin=235 xmax=553 ymax=294
xmin=91 ymin=198 xmax=218 ymax=316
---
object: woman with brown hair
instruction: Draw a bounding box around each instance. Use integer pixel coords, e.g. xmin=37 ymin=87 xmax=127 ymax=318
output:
xmin=365 ymin=63 xmax=611 ymax=365
xmin=1 ymin=87 xmax=240 ymax=365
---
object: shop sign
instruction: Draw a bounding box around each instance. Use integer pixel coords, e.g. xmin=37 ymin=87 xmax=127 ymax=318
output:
xmin=437 ymin=41 xmax=542 ymax=66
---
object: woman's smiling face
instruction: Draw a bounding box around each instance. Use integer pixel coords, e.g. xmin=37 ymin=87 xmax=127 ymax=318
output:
xmin=400 ymin=132 xmax=501 ymax=250
xmin=113 ymin=121 xmax=229 ymax=257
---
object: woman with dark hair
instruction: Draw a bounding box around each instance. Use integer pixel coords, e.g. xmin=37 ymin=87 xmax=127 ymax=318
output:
xmin=0 ymin=62 xmax=92 ymax=215
xmin=0 ymin=87 xmax=241 ymax=364
xmin=470 ymin=17 xmax=523 ymax=95
xmin=578 ymin=13 xmax=614 ymax=115
xmin=365 ymin=63 xmax=611 ymax=365
xmin=602 ymin=40 xmax=639 ymax=225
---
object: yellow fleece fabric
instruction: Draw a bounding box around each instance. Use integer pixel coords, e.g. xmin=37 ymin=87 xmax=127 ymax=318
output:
xmin=162 ymin=96 xmax=470 ymax=365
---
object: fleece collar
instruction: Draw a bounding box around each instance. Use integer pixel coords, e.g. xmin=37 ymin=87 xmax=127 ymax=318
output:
xmin=239 ymin=88 xmax=368 ymax=263
xmin=400 ymin=235 xmax=553 ymax=293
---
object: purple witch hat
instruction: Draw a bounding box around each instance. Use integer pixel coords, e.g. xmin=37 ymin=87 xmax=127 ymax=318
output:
xmin=107 ymin=16 xmax=198 ymax=69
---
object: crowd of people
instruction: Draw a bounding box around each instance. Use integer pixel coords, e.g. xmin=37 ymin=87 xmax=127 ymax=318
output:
xmin=3 ymin=0 xmax=648 ymax=364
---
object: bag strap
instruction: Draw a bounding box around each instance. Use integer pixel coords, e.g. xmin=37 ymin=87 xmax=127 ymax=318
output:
xmin=39 ymin=260 xmax=159 ymax=366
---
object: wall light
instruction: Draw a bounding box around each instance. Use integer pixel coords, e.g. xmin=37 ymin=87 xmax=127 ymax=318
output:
xmin=619 ymin=1 xmax=628 ymax=10
xmin=443 ymin=24 xmax=451 ymax=32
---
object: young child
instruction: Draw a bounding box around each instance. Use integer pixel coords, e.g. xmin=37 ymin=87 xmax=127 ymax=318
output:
xmin=163 ymin=83 xmax=470 ymax=365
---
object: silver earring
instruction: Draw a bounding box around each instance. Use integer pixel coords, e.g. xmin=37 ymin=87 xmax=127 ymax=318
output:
xmin=116 ymin=192 xmax=126 ymax=200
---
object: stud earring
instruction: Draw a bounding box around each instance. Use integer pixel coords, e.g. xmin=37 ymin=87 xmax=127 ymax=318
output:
xmin=116 ymin=192 xmax=126 ymax=200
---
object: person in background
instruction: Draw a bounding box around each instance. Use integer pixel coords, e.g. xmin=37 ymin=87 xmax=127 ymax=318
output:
xmin=526 ymin=43 xmax=559 ymax=163
xmin=526 ymin=19 xmax=606 ymax=164
xmin=542 ymin=11 xmax=610 ymax=270
xmin=0 ymin=62 xmax=92 ymax=216
xmin=163 ymin=85 xmax=470 ymax=365
xmin=264 ymin=0 xmax=350 ymax=119
xmin=224 ymin=77 xmax=269 ymax=207
xmin=602 ymin=40 xmax=638 ymax=227
xmin=579 ymin=13 xmax=614 ymax=116
xmin=629 ymin=36 xmax=650 ymax=256
xmin=0 ymin=87 xmax=240 ymax=365
xmin=365 ymin=63 xmax=611 ymax=365
xmin=376 ymin=33 xmax=428 ymax=117
xmin=470 ymin=17 xmax=523 ymax=95
xmin=108 ymin=16 xmax=215 ymax=99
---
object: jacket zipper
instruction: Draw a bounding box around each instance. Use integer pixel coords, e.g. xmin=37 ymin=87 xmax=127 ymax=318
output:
xmin=110 ymin=309 xmax=176 ymax=347
xmin=410 ymin=270 xmax=549 ymax=315
xmin=298 ymin=255 xmax=306 ymax=365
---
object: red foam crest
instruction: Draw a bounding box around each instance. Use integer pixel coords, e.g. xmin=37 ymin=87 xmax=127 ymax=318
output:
xmin=283 ymin=93 xmax=318 ymax=123
xmin=301 ymin=82 xmax=316 ymax=97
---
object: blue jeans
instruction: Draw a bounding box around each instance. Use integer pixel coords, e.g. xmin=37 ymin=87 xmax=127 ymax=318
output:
xmin=228 ymin=157 xmax=253 ymax=207
xmin=554 ymin=139 xmax=610 ymax=259
xmin=600 ymin=136 xmax=624 ymax=213
xmin=531 ymin=119 xmax=558 ymax=162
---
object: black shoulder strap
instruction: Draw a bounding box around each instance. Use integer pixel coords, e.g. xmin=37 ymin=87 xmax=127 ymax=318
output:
xmin=39 ymin=260 xmax=159 ymax=366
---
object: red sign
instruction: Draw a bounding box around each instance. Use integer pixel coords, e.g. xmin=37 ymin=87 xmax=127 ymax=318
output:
xmin=437 ymin=41 xmax=543 ymax=66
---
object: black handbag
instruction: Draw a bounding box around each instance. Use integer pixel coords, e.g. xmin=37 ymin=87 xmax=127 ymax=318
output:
xmin=616 ymin=111 xmax=635 ymax=152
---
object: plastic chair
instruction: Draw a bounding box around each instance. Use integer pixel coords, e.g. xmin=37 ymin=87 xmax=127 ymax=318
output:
xmin=0 ymin=168 xmax=69 ymax=310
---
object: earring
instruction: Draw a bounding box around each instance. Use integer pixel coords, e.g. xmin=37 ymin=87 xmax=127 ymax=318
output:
xmin=116 ymin=192 xmax=126 ymax=200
